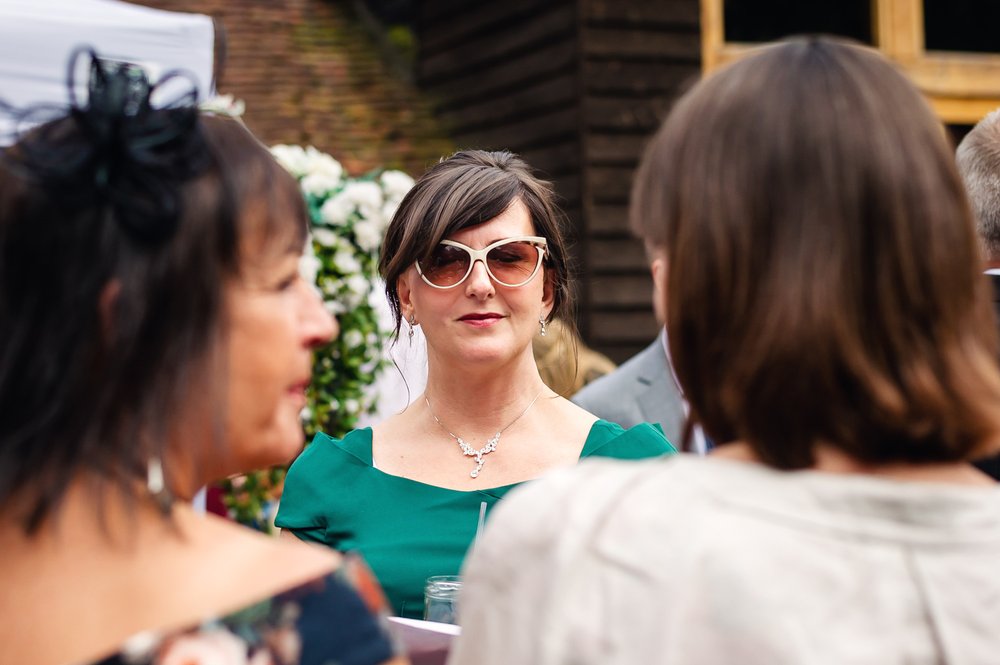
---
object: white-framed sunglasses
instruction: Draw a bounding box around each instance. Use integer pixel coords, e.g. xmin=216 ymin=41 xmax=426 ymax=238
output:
xmin=415 ymin=235 xmax=548 ymax=289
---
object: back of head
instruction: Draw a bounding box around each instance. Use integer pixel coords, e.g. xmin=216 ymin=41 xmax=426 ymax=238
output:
xmin=632 ymin=37 xmax=1000 ymax=468
xmin=0 ymin=52 xmax=307 ymax=531
xmin=957 ymin=109 xmax=1000 ymax=264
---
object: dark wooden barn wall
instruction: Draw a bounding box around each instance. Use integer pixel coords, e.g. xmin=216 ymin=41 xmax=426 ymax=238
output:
xmin=579 ymin=0 xmax=701 ymax=361
xmin=417 ymin=0 xmax=701 ymax=364
xmin=417 ymin=0 xmax=583 ymax=224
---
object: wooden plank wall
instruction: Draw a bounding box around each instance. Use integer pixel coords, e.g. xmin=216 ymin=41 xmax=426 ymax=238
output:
xmin=416 ymin=0 xmax=701 ymax=364
xmin=579 ymin=0 xmax=701 ymax=362
xmin=416 ymin=0 xmax=583 ymax=233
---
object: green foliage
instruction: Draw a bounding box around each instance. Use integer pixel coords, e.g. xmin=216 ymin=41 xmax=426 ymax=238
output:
xmin=221 ymin=145 xmax=414 ymax=532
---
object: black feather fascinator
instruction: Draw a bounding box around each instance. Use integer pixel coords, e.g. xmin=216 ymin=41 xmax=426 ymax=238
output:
xmin=2 ymin=46 xmax=210 ymax=245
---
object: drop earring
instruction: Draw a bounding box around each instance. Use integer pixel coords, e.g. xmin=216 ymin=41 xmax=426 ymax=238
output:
xmin=147 ymin=456 xmax=173 ymax=514
xmin=539 ymin=316 xmax=547 ymax=337
xmin=408 ymin=313 xmax=416 ymax=341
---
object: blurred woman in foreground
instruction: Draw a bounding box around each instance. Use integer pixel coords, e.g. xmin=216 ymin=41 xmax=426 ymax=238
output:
xmin=0 ymin=51 xmax=403 ymax=665
xmin=452 ymin=37 xmax=1000 ymax=664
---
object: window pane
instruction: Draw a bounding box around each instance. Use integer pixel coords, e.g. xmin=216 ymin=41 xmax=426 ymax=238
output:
xmin=724 ymin=0 xmax=873 ymax=45
xmin=925 ymin=0 xmax=1000 ymax=53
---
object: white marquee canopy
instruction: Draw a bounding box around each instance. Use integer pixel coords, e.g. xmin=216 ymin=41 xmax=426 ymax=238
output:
xmin=0 ymin=0 xmax=215 ymax=144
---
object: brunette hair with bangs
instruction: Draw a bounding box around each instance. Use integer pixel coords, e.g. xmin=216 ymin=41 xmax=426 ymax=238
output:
xmin=0 ymin=114 xmax=308 ymax=532
xmin=379 ymin=149 xmax=574 ymax=339
xmin=631 ymin=37 xmax=1000 ymax=468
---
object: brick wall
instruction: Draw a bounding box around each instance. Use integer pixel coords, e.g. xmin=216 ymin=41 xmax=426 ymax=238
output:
xmin=134 ymin=0 xmax=452 ymax=176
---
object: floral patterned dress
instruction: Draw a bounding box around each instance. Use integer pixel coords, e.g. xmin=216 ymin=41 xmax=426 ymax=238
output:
xmin=91 ymin=556 xmax=401 ymax=665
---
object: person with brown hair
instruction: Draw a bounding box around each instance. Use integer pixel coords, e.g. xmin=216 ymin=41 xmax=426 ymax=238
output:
xmin=276 ymin=150 xmax=672 ymax=619
xmin=0 ymin=50 xmax=403 ymax=665
xmin=451 ymin=37 xmax=1000 ymax=664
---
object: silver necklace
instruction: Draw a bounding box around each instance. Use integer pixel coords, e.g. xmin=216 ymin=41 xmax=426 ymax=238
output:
xmin=425 ymin=392 xmax=543 ymax=479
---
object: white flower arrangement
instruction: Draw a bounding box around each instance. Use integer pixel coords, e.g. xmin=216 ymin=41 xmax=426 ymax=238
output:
xmin=271 ymin=144 xmax=414 ymax=440
xmin=222 ymin=144 xmax=413 ymax=532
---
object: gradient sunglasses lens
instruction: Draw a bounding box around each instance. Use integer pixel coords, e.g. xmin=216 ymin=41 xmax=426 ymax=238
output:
xmin=484 ymin=241 xmax=541 ymax=286
xmin=422 ymin=244 xmax=471 ymax=287
xmin=419 ymin=238 xmax=544 ymax=287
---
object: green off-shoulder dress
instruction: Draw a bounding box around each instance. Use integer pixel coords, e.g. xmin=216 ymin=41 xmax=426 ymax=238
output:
xmin=275 ymin=420 xmax=674 ymax=618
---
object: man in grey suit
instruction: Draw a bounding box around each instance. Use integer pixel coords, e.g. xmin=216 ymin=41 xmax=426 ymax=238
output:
xmin=957 ymin=109 xmax=1000 ymax=480
xmin=572 ymin=241 xmax=688 ymax=448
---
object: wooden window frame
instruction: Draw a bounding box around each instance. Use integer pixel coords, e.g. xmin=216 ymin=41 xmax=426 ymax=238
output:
xmin=701 ymin=0 xmax=1000 ymax=124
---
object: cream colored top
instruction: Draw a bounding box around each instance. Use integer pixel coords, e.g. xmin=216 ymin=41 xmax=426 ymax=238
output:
xmin=450 ymin=455 xmax=1000 ymax=665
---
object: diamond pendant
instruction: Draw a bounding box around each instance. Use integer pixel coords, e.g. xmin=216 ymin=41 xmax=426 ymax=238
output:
xmin=460 ymin=432 xmax=501 ymax=478
xmin=470 ymin=458 xmax=485 ymax=478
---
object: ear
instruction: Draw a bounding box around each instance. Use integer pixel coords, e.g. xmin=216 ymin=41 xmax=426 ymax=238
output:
xmin=397 ymin=268 xmax=416 ymax=321
xmin=541 ymin=267 xmax=556 ymax=319
xmin=649 ymin=253 xmax=668 ymax=328
xmin=650 ymin=255 xmax=667 ymax=289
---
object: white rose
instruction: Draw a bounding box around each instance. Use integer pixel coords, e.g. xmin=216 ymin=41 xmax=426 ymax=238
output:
xmin=312 ymin=228 xmax=339 ymax=248
xmin=380 ymin=170 xmax=415 ymax=199
xmin=343 ymin=329 xmax=364 ymax=348
xmin=346 ymin=273 xmax=370 ymax=297
xmin=303 ymin=146 xmax=344 ymax=181
xmin=298 ymin=251 xmax=321 ymax=285
xmin=300 ymin=173 xmax=341 ymax=198
xmin=344 ymin=398 xmax=360 ymax=414
xmin=380 ymin=200 xmax=399 ymax=229
xmin=333 ymin=250 xmax=362 ymax=274
xmin=324 ymin=299 xmax=346 ymax=315
xmin=343 ymin=181 xmax=383 ymax=213
xmin=353 ymin=219 xmax=383 ymax=252
xmin=270 ymin=144 xmax=309 ymax=177
xmin=319 ymin=192 xmax=355 ymax=227
xmin=320 ymin=277 xmax=340 ymax=297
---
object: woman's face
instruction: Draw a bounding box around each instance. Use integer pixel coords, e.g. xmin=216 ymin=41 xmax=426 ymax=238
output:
xmin=221 ymin=239 xmax=337 ymax=474
xmin=397 ymin=198 xmax=554 ymax=370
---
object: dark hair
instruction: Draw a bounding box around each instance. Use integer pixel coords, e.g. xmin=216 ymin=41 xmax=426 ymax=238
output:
xmin=957 ymin=109 xmax=1000 ymax=262
xmin=379 ymin=150 xmax=574 ymax=338
xmin=0 ymin=56 xmax=307 ymax=532
xmin=632 ymin=37 xmax=1000 ymax=467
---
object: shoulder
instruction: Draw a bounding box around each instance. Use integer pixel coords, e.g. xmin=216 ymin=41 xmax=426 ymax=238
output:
xmin=583 ymin=420 xmax=675 ymax=459
xmin=181 ymin=509 xmax=342 ymax=592
xmin=454 ymin=458 xmax=711 ymax=664
xmin=484 ymin=456 xmax=702 ymax=559
xmin=571 ymin=340 xmax=665 ymax=408
xmin=470 ymin=460 xmax=657 ymax=567
xmin=460 ymin=458 xmax=685 ymax=612
xmin=277 ymin=429 xmax=374 ymax=532
xmin=286 ymin=428 xmax=373 ymax=478
xmin=455 ymin=458 xmax=715 ymax=661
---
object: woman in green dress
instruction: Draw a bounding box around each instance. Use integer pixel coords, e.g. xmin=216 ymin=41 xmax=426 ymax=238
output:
xmin=276 ymin=150 xmax=674 ymax=618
